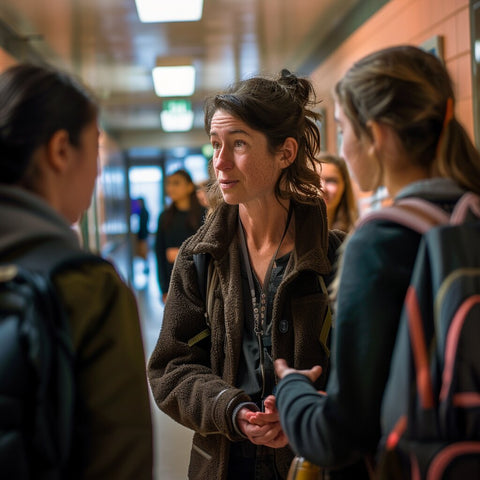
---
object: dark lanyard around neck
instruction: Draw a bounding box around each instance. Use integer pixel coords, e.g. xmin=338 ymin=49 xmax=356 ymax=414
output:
xmin=238 ymin=204 xmax=293 ymax=400
xmin=238 ymin=204 xmax=293 ymax=337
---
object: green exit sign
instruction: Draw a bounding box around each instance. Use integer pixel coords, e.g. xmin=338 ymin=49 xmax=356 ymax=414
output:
xmin=163 ymin=100 xmax=192 ymax=113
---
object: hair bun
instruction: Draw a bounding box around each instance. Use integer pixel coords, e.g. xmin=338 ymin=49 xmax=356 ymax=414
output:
xmin=280 ymin=69 xmax=298 ymax=86
xmin=279 ymin=69 xmax=311 ymax=106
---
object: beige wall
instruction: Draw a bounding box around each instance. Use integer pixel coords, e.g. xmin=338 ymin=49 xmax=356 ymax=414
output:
xmin=311 ymin=0 xmax=472 ymax=153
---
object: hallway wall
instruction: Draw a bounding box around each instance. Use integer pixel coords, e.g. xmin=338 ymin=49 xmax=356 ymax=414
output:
xmin=0 ymin=47 xmax=16 ymax=70
xmin=310 ymin=0 xmax=473 ymax=153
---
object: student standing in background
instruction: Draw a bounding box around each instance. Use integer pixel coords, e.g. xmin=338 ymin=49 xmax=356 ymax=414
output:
xmin=195 ymin=179 xmax=211 ymax=209
xmin=318 ymin=152 xmax=358 ymax=233
xmin=154 ymin=169 xmax=206 ymax=303
xmin=135 ymin=197 xmax=150 ymax=272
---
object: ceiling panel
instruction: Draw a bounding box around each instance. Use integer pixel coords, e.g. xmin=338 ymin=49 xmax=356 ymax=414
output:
xmin=0 ymin=0 xmax=362 ymax=150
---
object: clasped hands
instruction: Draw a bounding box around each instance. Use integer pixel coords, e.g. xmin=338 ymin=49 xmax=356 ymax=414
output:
xmin=236 ymin=359 xmax=323 ymax=449
xmin=236 ymin=396 xmax=288 ymax=448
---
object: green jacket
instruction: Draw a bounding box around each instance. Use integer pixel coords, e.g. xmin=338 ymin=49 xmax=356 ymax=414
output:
xmin=53 ymin=262 xmax=153 ymax=479
xmin=148 ymin=199 xmax=343 ymax=479
xmin=0 ymin=185 xmax=153 ymax=479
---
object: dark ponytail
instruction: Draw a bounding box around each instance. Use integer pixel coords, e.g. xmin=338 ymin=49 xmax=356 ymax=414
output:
xmin=0 ymin=63 xmax=98 ymax=185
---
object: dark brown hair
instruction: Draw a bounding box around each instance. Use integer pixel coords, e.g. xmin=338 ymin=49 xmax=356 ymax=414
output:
xmin=162 ymin=169 xmax=204 ymax=230
xmin=204 ymin=69 xmax=323 ymax=209
xmin=0 ymin=63 xmax=98 ymax=187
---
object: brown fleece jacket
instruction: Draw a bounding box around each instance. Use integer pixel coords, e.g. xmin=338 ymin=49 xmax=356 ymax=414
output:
xmin=148 ymin=199 xmax=344 ymax=480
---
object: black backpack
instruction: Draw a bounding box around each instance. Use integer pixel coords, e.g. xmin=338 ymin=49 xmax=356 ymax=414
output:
xmin=358 ymin=193 xmax=480 ymax=479
xmin=0 ymin=240 xmax=104 ymax=479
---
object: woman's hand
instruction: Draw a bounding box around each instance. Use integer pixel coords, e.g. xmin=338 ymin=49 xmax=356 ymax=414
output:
xmin=236 ymin=404 xmax=289 ymax=448
xmin=274 ymin=359 xmax=323 ymax=382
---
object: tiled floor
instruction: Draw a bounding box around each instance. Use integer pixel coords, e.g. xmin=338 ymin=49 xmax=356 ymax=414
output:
xmin=127 ymin=250 xmax=194 ymax=480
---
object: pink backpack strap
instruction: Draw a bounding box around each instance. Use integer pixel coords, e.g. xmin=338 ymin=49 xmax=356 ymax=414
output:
xmin=355 ymin=198 xmax=450 ymax=234
xmin=450 ymin=192 xmax=480 ymax=224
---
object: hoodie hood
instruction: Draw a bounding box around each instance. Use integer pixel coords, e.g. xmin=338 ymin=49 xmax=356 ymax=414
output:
xmin=0 ymin=184 xmax=80 ymax=257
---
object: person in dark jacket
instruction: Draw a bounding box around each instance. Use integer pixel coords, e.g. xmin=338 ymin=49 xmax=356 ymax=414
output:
xmin=0 ymin=63 xmax=153 ymax=479
xmin=135 ymin=197 xmax=150 ymax=272
xmin=274 ymin=45 xmax=480 ymax=477
xmin=147 ymin=69 xmax=344 ymax=480
xmin=154 ymin=169 xmax=206 ymax=303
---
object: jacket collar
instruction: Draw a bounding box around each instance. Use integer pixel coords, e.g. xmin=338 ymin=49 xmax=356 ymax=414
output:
xmin=395 ymin=177 xmax=465 ymax=202
xmin=0 ymin=184 xmax=80 ymax=256
xmin=186 ymin=199 xmax=331 ymax=275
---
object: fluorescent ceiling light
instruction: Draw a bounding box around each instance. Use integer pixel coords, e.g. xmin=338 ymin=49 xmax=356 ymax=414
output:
xmin=160 ymin=110 xmax=194 ymax=132
xmin=152 ymin=65 xmax=195 ymax=97
xmin=135 ymin=0 xmax=204 ymax=23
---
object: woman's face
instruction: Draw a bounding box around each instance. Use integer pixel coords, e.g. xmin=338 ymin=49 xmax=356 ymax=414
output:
xmin=321 ymin=162 xmax=345 ymax=213
xmin=334 ymin=101 xmax=377 ymax=192
xmin=64 ymin=119 xmax=99 ymax=223
xmin=209 ymin=109 xmax=284 ymax=206
xmin=165 ymin=174 xmax=194 ymax=204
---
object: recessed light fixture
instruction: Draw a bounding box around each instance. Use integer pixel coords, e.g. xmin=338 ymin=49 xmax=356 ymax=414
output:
xmin=135 ymin=0 xmax=204 ymax=23
xmin=152 ymin=65 xmax=196 ymax=97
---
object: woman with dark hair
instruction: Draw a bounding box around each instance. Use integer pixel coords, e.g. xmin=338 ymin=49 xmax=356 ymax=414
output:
xmin=154 ymin=169 xmax=206 ymax=303
xmin=148 ymin=70 xmax=344 ymax=479
xmin=274 ymin=45 xmax=480 ymax=477
xmin=0 ymin=63 xmax=152 ymax=478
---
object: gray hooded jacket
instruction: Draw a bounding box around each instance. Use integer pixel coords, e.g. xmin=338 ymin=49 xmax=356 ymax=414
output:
xmin=0 ymin=185 xmax=153 ymax=479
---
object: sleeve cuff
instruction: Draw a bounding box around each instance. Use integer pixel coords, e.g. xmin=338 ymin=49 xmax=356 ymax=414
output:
xmin=232 ymin=402 xmax=260 ymax=438
xmin=276 ymin=373 xmax=316 ymax=401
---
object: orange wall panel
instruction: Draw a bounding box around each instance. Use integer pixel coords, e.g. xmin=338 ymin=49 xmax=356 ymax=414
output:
xmin=0 ymin=48 xmax=18 ymax=73
xmin=310 ymin=0 xmax=472 ymax=153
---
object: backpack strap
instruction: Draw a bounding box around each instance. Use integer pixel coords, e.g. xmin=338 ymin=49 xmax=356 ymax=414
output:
xmin=193 ymin=252 xmax=209 ymax=304
xmin=189 ymin=253 xmax=217 ymax=347
xmin=356 ymin=193 xmax=480 ymax=233
xmin=450 ymin=192 xmax=480 ymax=224
xmin=318 ymin=275 xmax=332 ymax=356
xmin=319 ymin=230 xmax=346 ymax=356
xmin=355 ymin=198 xmax=450 ymax=234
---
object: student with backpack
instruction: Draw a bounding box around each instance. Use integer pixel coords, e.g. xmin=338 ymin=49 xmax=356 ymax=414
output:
xmin=0 ymin=64 xmax=153 ymax=478
xmin=273 ymin=45 xmax=480 ymax=478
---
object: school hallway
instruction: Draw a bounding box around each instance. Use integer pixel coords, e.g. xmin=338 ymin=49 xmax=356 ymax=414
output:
xmin=112 ymin=243 xmax=193 ymax=480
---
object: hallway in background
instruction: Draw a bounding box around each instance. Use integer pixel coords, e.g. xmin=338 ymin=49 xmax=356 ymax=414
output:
xmin=114 ymin=242 xmax=194 ymax=480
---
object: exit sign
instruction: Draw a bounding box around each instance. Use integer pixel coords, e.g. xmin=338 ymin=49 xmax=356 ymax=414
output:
xmin=163 ymin=100 xmax=192 ymax=113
